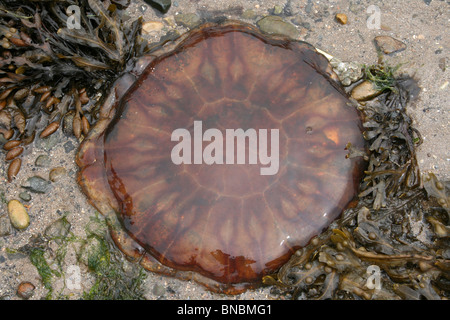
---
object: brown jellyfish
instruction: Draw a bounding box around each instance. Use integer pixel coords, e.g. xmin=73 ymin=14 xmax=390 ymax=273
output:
xmin=76 ymin=21 xmax=366 ymax=294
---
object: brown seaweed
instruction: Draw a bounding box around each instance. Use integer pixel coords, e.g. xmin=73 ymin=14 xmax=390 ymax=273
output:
xmin=0 ymin=0 xmax=146 ymax=180
xmin=273 ymin=73 xmax=450 ymax=300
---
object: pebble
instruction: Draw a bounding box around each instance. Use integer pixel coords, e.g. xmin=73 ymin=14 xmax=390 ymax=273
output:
xmin=63 ymin=140 xmax=75 ymax=153
xmin=330 ymin=58 xmax=363 ymax=86
xmin=438 ymin=57 xmax=446 ymax=72
xmin=348 ymin=3 xmax=361 ymax=14
xmin=0 ymin=214 xmax=12 ymax=236
xmin=22 ymin=176 xmax=51 ymax=194
xmin=142 ymin=21 xmax=164 ymax=34
xmin=152 ymin=283 xmax=166 ymax=296
xmin=290 ymin=15 xmax=303 ymax=26
xmin=163 ymin=16 xmax=176 ymax=27
xmin=256 ymin=16 xmax=299 ymax=39
xmin=305 ymin=0 xmax=313 ymax=14
xmin=49 ymin=167 xmax=67 ymax=182
xmin=351 ymin=80 xmax=382 ymax=101
xmin=283 ymin=1 xmax=295 ymax=16
xmin=335 ymin=13 xmax=348 ymax=25
xmin=7 ymin=199 xmax=30 ymax=230
xmin=17 ymin=281 xmax=35 ymax=299
xmin=144 ymin=0 xmax=172 ymax=14
xmin=44 ymin=217 xmax=71 ymax=244
xmin=34 ymin=130 xmax=60 ymax=151
xmin=302 ymin=22 xmax=311 ymax=30
xmin=139 ymin=4 xmax=147 ymax=13
xmin=241 ymin=9 xmax=257 ymax=20
xmin=35 ymin=154 xmax=50 ymax=167
xmin=175 ymin=13 xmax=201 ymax=29
xmin=19 ymin=192 xmax=31 ymax=202
xmin=374 ymin=36 xmax=407 ymax=55
xmin=273 ymin=5 xmax=283 ymax=15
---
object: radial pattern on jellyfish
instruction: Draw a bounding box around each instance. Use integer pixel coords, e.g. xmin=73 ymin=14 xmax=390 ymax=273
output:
xmin=77 ymin=22 xmax=365 ymax=294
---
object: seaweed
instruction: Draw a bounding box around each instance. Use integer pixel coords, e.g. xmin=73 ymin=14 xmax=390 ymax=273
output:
xmin=363 ymin=64 xmax=400 ymax=93
xmin=272 ymin=64 xmax=450 ymax=300
xmin=13 ymin=212 xmax=147 ymax=300
xmin=357 ymin=67 xmax=422 ymax=210
xmin=29 ymin=246 xmax=61 ymax=300
xmin=0 ymin=0 xmax=147 ymax=181
xmin=79 ymin=214 xmax=148 ymax=300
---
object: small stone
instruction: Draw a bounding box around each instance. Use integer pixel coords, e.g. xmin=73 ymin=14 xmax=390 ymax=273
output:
xmin=341 ymin=78 xmax=352 ymax=86
xmin=335 ymin=13 xmax=348 ymax=25
xmin=175 ymin=13 xmax=201 ymax=29
xmin=163 ymin=16 xmax=176 ymax=27
xmin=284 ymin=1 xmax=295 ymax=16
xmin=423 ymin=0 xmax=432 ymax=5
xmin=348 ymin=2 xmax=361 ymax=14
xmin=22 ymin=176 xmax=51 ymax=194
xmin=143 ymin=0 xmax=171 ymax=14
xmin=63 ymin=140 xmax=75 ymax=153
xmin=35 ymin=154 xmax=50 ymax=167
xmin=273 ymin=5 xmax=283 ymax=15
xmin=142 ymin=21 xmax=164 ymax=34
xmin=152 ymin=283 xmax=165 ymax=296
xmin=438 ymin=57 xmax=447 ymax=72
xmin=0 ymin=214 xmax=12 ymax=236
xmin=19 ymin=192 xmax=31 ymax=202
xmin=290 ymin=16 xmax=303 ymax=26
xmin=351 ymin=80 xmax=383 ymax=101
xmin=139 ymin=5 xmax=147 ymax=13
xmin=49 ymin=167 xmax=67 ymax=182
xmin=241 ymin=9 xmax=257 ymax=20
xmin=35 ymin=130 xmax=60 ymax=151
xmin=305 ymin=0 xmax=313 ymax=14
xmin=256 ymin=16 xmax=299 ymax=39
xmin=302 ymin=22 xmax=311 ymax=30
xmin=374 ymin=36 xmax=407 ymax=55
xmin=44 ymin=217 xmax=71 ymax=244
xmin=17 ymin=281 xmax=35 ymax=299
xmin=8 ymin=199 xmax=30 ymax=230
